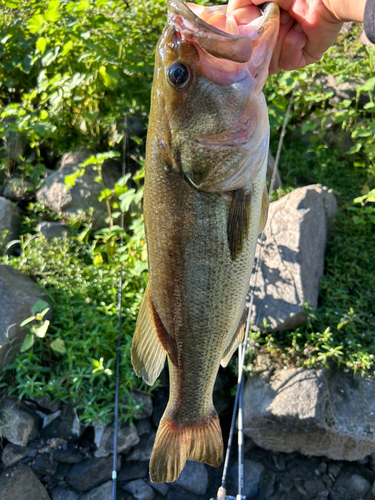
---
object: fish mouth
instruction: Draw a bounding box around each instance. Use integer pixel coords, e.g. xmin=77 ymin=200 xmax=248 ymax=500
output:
xmin=168 ymin=0 xmax=279 ymax=64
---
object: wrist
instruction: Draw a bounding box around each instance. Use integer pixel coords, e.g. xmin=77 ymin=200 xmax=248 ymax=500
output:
xmin=324 ymin=0 xmax=366 ymax=22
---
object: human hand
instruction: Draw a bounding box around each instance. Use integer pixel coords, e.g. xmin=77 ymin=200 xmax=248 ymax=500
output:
xmin=247 ymin=0 xmax=366 ymax=73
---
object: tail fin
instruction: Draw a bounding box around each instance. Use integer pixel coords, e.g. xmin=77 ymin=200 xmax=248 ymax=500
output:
xmin=149 ymin=410 xmax=223 ymax=483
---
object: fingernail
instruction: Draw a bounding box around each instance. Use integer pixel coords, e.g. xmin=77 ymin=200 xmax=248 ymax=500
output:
xmin=294 ymin=23 xmax=304 ymax=33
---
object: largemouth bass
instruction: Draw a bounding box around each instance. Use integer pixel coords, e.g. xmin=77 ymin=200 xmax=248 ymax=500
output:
xmin=131 ymin=0 xmax=279 ymax=483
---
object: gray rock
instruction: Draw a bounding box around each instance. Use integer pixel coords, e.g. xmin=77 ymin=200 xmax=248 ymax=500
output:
xmin=149 ymin=480 xmax=169 ymax=496
xmin=123 ymin=479 xmax=155 ymax=500
xmin=41 ymin=404 xmax=84 ymax=441
xmin=80 ymin=480 xmax=112 ymax=500
xmin=249 ymin=185 xmax=337 ymax=331
xmin=53 ymin=446 xmax=84 ymax=464
xmin=0 ymin=463 xmax=51 ymax=499
xmin=66 ymin=455 xmax=118 ymax=491
xmin=0 ymin=265 xmax=53 ymax=371
xmin=2 ymin=443 xmax=30 ymax=467
xmin=129 ymin=391 xmax=153 ymax=418
xmin=334 ymin=472 xmax=371 ymax=498
xmin=118 ymin=461 xmax=148 ymax=481
xmin=0 ymin=397 xmax=41 ymax=446
xmin=36 ymin=222 xmax=70 ymax=240
xmin=229 ymin=460 xmax=264 ymax=499
xmin=243 ymin=357 xmax=375 ymax=461
xmin=31 ymin=453 xmax=58 ymax=476
xmin=167 ymin=488 xmax=198 ymax=500
xmin=51 ymin=486 xmax=80 ymax=500
xmin=36 ymin=151 xmax=120 ymax=231
xmin=135 ymin=418 xmax=151 ymax=436
xmin=173 ymin=460 xmax=208 ymax=495
xmin=3 ymin=177 xmax=34 ymax=201
xmin=0 ymin=197 xmax=20 ymax=248
xmin=34 ymin=396 xmax=60 ymax=413
xmin=126 ymin=432 xmax=155 ymax=461
xmin=95 ymin=422 xmax=139 ymax=456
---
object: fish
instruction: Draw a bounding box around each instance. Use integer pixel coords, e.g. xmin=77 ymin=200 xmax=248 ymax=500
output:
xmin=131 ymin=0 xmax=279 ymax=483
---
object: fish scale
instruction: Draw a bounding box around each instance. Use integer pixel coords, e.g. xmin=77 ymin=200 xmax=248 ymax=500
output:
xmin=131 ymin=0 xmax=279 ymax=484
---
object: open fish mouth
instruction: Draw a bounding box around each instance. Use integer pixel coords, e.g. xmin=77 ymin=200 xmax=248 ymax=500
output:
xmin=168 ymin=0 xmax=279 ymax=64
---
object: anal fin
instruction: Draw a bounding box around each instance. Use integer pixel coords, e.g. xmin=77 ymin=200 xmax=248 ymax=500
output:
xmin=227 ymin=188 xmax=252 ymax=261
xmin=131 ymin=286 xmax=167 ymax=386
xmin=258 ymin=184 xmax=269 ymax=234
xmin=221 ymin=309 xmax=247 ymax=367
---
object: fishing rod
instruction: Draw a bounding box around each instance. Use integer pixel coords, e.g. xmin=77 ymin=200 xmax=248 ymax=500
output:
xmin=216 ymin=89 xmax=295 ymax=500
xmin=112 ymin=114 xmax=128 ymax=500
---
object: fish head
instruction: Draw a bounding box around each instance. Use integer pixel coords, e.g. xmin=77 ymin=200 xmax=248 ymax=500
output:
xmin=153 ymin=0 xmax=279 ymax=192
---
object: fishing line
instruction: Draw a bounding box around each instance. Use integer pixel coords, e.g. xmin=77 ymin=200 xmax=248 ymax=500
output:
xmin=217 ymin=89 xmax=295 ymax=500
xmin=112 ymin=114 xmax=128 ymax=500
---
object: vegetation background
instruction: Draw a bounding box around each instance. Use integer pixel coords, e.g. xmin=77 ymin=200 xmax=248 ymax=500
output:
xmin=0 ymin=0 xmax=374 ymax=425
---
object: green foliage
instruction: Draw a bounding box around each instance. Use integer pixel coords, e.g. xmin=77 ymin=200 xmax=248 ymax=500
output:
xmin=246 ymin=26 xmax=375 ymax=375
xmin=0 ymin=221 xmax=150 ymax=424
xmin=0 ymin=0 xmax=166 ymax=169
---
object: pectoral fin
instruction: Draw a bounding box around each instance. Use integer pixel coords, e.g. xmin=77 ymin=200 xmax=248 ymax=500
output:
xmin=258 ymin=184 xmax=269 ymax=234
xmin=131 ymin=287 xmax=167 ymax=386
xmin=221 ymin=309 xmax=247 ymax=367
xmin=227 ymin=188 xmax=252 ymax=261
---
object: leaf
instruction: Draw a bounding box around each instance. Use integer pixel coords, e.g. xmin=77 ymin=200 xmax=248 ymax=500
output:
xmin=36 ymin=37 xmax=47 ymax=54
xmin=99 ymin=66 xmax=118 ymax=89
xmin=21 ymin=334 xmax=35 ymax=353
xmin=29 ymin=14 xmax=45 ymax=34
xmin=93 ymin=254 xmax=104 ymax=266
xmin=61 ymin=40 xmax=73 ymax=57
xmin=116 ymin=173 xmax=132 ymax=186
xmin=20 ymin=316 xmax=36 ymax=328
xmin=345 ymin=144 xmax=362 ymax=155
xmin=50 ymin=338 xmax=66 ymax=354
xmin=31 ymin=300 xmax=50 ymax=314
xmin=32 ymin=320 xmax=50 ymax=338
xmin=45 ymin=0 xmax=60 ymax=22
xmin=98 ymin=188 xmax=112 ymax=201
xmin=357 ymin=77 xmax=375 ymax=93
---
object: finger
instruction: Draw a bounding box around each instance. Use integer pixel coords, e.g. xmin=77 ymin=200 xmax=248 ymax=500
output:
xmin=278 ymin=23 xmax=308 ymax=71
xmin=227 ymin=0 xmax=254 ymax=15
xmin=268 ymin=10 xmax=294 ymax=74
xmin=251 ymin=0 xmax=293 ymax=9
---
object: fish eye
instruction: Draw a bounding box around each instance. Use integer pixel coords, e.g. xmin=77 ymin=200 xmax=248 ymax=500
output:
xmin=168 ymin=63 xmax=190 ymax=88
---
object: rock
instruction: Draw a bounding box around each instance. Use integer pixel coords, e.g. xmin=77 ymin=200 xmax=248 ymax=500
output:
xmin=80 ymin=480 xmax=113 ymax=500
xmin=334 ymin=472 xmax=371 ymax=498
xmin=229 ymin=460 xmax=264 ymax=499
xmin=360 ymin=30 xmax=375 ymax=46
xmin=36 ymin=151 xmax=121 ymax=231
xmin=122 ymin=479 xmax=155 ymax=500
xmin=31 ymin=453 xmax=58 ymax=476
xmin=243 ymin=358 xmax=375 ymax=461
xmin=173 ymin=461 xmax=208 ymax=495
xmin=118 ymin=461 xmax=148 ymax=481
xmin=34 ymin=396 xmax=60 ymax=413
xmin=249 ymin=185 xmax=337 ymax=331
xmin=0 ymin=198 xmax=20 ymax=248
xmin=167 ymin=488 xmax=198 ymax=500
xmin=51 ymin=486 xmax=80 ymax=500
xmin=135 ymin=418 xmax=151 ymax=436
xmin=129 ymin=391 xmax=153 ymax=418
xmin=66 ymin=455 xmax=118 ymax=491
xmin=95 ymin=422 xmax=139 ymax=456
xmin=41 ymin=404 xmax=84 ymax=441
xmin=2 ymin=444 xmax=30 ymax=468
xmin=125 ymin=432 xmax=155 ymax=461
xmin=149 ymin=480 xmax=169 ymax=496
xmin=53 ymin=446 xmax=84 ymax=464
xmin=0 ymin=265 xmax=53 ymax=370
xmin=3 ymin=177 xmax=34 ymax=201
xmin=0 ymin=397 xmax=41 ymax=446
xmin=0 ymin=463 xmax=51 ymax=499
xmin=36 ymin=222 xmax=70 ymax=240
